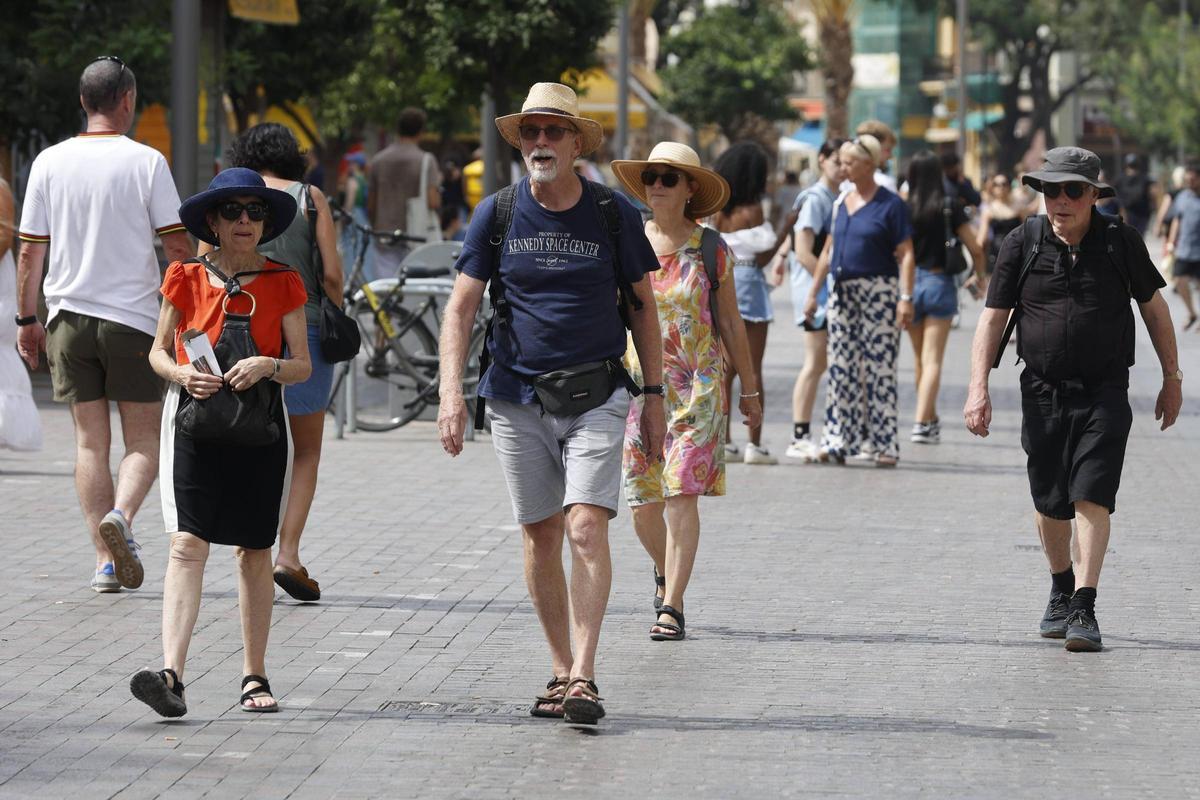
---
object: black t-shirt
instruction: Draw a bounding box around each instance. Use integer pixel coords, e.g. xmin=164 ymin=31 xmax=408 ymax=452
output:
xmin=911 ymin=198 xmax=968 ymax=270
xmin=1116 ymin=173 xmax=1153 ymax=218
xmin=986 ymin=210 xmax=1165 ymax=382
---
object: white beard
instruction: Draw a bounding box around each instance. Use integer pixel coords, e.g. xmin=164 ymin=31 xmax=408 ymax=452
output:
xmin=528 ymin=148 xmax=558 ymax=184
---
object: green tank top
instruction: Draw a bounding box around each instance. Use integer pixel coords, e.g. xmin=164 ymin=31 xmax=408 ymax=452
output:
xmin=257 ymin=181 xmax=322 ymax=327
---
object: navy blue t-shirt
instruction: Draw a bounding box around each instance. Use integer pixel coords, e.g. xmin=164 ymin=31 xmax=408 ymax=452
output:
xmin=457 ymin=175 xmax=657 ymax=403
xmin=828 ymin=187 xmax=913 ymax=280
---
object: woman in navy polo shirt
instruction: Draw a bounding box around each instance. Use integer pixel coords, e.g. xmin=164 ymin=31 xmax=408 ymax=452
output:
xmin=803 ymin=135 xmax=915 ymax=466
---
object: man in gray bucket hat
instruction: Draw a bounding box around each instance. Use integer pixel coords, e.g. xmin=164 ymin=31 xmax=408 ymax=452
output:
xmin=964 ymin=146 xmax=1182 ymax=652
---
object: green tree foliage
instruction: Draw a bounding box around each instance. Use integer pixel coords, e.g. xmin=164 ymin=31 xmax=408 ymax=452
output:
xmin=0 ymin=0 xmax=172 ymax=152
xmin=657 ymin=0 xmax=812 ymax=140
xmin=1100 ymin=4 xmax=1200 ymax=159
xmin=315 ymin=0 xmax=617 ymax=140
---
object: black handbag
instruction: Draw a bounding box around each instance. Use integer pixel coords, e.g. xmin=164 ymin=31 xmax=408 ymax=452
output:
xmin=175 ymin=259 xmax=288 ymax=446
xmin=532 ymin=361 xmax=618 ymax=416
xmin=943 ymin=196 xmax=971 ymax=276
xmin=303 ymin=184 xmax=361 ymax=362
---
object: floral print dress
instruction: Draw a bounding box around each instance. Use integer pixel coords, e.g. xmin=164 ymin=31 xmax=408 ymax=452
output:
xmin=624 ymin=225 xmax=731 ymax=505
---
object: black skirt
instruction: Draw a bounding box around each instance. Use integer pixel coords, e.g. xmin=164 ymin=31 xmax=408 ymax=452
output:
xmin=160 ymin=384 xmax=292 ymax=549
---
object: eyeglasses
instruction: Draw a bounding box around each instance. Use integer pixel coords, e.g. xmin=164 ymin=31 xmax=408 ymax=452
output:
xmin=1041 ymin=182 xmax=1089 ymax=200
xmin=640 ymin=170 xmax=683 ymax=188
xmin=518 ymin=124 xmax=576 ymax=142
xmin=217 ymin=201 xmax=269 ymax=222
xmin=93 ymin=55 xmax=127 ymax=102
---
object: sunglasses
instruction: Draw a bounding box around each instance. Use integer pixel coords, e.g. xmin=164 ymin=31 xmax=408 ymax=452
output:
xmin=1041 ymin=181 xmax=1089 ymax=200
xmin=518 ymin=124 xmax=576 ymax=142
xmin=641 ymin=170 xmax=683 ymax=188
xmin=217 ymin=201 xmax=269 ymax=222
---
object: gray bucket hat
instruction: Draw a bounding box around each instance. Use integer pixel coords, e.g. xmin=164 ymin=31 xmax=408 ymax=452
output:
xmin=1022 ymin=146 xmax=1116 ymax=199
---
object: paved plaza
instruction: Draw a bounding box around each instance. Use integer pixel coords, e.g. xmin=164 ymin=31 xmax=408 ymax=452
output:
xmin=2 ymin=280 xmax=1199 ymax=798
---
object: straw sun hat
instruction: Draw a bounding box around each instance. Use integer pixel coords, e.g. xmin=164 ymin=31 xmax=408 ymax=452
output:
xmin=495 ymin=82 xmax=605 ymax=156
xmin=612 ymin=142 xmax=730 ymax=218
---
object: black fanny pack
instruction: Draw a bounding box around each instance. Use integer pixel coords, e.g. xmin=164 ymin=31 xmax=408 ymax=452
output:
xmin=532 ymin=360 xmax=619 ymax=417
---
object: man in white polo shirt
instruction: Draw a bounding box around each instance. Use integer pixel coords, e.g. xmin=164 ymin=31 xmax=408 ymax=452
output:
xmin=16 ymin=56 xmax=193 ymax=593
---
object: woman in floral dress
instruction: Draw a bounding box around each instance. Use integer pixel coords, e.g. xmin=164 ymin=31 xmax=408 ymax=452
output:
xmin=613 ymin=142 xmax=762 ymax=641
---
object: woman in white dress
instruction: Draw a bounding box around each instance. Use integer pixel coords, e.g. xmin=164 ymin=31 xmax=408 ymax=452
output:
xmin=0 ymin=177 xmax=42 ymax=452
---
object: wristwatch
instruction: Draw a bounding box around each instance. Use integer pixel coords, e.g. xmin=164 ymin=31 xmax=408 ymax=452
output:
xmin=14 ymin=314 xmax=38 ymax=327
xmin=899 ymin=293 xmax=914 ymax=302
xmin=1165 ymin=368 xmax=1183 ymax=381
xmin=642 ymin=384 xmax=664 ymax=396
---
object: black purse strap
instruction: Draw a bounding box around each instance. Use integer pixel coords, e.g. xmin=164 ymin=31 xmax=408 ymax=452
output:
xmin=302 ymin=183 xmax=326 ymax=287
xmin=187 ymin=256 xmax=296 ymax=304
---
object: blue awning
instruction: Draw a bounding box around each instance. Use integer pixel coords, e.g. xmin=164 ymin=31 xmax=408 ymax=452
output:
xmin=791 ymin=122 xmax=826 ymax=148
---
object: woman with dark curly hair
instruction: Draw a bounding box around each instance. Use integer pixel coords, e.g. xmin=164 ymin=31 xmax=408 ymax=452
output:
xmin=201 ymin=123 xmax=343 ymax=601
xmin=713 ymin=141 xmax=778 ymax=464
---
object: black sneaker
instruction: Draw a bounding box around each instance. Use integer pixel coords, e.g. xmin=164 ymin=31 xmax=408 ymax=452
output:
xmin=1064 ymin=607 xmax=1103 ymax=652
xmin=1038 ymin=589 xmax=1071 ymax=638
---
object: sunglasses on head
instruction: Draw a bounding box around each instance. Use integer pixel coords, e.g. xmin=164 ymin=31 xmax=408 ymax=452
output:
xmin=641 ymin=169 xmax=683 ymax=188
xmin=1041 ymin=181 xmax=1089 ymax=200
xmin=217 ymin=201 xmax=269 ymax=222
xmin=518 ymin=124 xmax=576 ymax=142
xmin=93 ymin=55 xmax=127 ymax=102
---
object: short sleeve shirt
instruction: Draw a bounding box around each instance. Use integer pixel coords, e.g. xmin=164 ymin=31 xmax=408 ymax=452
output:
xmin=456 ymin=176 xmax=657 ymax=404
xmin=1168 ymin=189 xmax=1200 ymax=261
xmin=160 ymin=260 xmax=307 ymax=364
xmin=911 ymin=198 xmax=969 ymax=270
xmin=986 ymin=210 xmax=1165 ymax=382
xmin=368 ymin=141 xmax=441 ymax=234
xmin=828 ymin=187 xmax=913 ymax=280
xmin=793 ymin=182 xmax=836 ymax=258
xmin=18 ymin=134 xmax=185 ymax=335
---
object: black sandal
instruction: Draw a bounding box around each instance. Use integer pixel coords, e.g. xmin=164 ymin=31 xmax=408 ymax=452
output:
xmin=130 ymin=668 xmax=187 ymax=718
xmin=653 ymin=566 xmax=665 ymax=610
xmin=561 ymin=677 xmax=606 ymax=725
xmin=650 ymin=604 xmax=685 ymax=641
xmin=529 ymin=675 xmax=568 ymax=718
xmin=240 ymin=674 xmax=279 ymax=713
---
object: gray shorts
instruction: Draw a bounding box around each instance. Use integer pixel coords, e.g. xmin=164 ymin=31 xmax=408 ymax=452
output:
xmin=486 ymin=389 xmax=631 ymax=525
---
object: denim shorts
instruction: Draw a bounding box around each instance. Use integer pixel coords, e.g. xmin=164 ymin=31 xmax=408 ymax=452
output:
xmin=283 ymin=324 xmax=335 ymax=415
xmin=734 ymin=263 xmax=773 ymax=323
xmin=912 ymin=268 xmax=958 ymax=323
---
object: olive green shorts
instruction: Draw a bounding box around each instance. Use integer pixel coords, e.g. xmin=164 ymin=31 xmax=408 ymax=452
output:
xmin=46 ymin=310 xmax=163 ymax=403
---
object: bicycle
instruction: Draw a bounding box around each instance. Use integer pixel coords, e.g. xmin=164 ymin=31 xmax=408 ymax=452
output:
xmin=327 ymin=206 xmax=488 ymax=434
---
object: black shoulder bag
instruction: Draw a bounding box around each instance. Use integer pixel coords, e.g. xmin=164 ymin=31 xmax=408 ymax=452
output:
xmin=303 ymin=184 xmax=361 ymax=362
xmin=174 ymin=258 xmax=292 ymax=446
xmin=699 ymin=226 xmax=723 ymax=342
xmin=943 ymin=196 xmax=971 ymax=276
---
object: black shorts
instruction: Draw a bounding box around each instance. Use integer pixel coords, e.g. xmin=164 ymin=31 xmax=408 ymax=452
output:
xmin=1019 ymin=370 xmax=1132 ymax=520
xmin=1173 ymin=258 xmax=1200 ymax=279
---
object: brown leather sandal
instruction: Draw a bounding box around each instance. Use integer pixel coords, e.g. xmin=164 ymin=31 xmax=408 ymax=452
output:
xmin=562 ymin=677 xmax=605 ymax=725
xmin=273 ymin=565 xmax=320 ymax=602
xmin=530 ymin=675 xmax=568 ymax=718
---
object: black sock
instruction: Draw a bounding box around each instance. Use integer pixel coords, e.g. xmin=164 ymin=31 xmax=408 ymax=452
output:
xmin=793 ymin=422 xmax=810 ymax=440
xmin=1051 ymin=566 xmax=1075 ymax=597
xmin=1069 ymin=586 xmax=1096 ymax=613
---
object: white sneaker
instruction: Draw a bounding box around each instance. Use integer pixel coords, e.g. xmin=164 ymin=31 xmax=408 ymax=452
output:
xmin=742 ymin=443 xmax=778 ymax=465
xmin=785 ymin=437 xmax=820 ymax=462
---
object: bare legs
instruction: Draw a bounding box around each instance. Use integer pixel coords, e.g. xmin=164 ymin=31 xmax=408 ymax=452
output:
xmin=723 ymin=321 xmax=770 ymax=446
xmin=522 ymin=503 xmax=612 ymax=682
xmin=791 ymin=329 xmax=828 ymax=428
xmin=1176 ymin=277 xmax=1197 ymax=327
xmin=1035 ymin=501 xmax=1110 ymax=588
xmin=908 ymin=317 xmax=953 ymax=423
xmin=70 ymin=399 xmax=160 ymax=568
xmin=160 ymin=531 xmax=277 ymax=708
xmin=632 ymin=496 xmax=701 ymax=633
xmin=276 ymin=411 xmax=325 ymax=572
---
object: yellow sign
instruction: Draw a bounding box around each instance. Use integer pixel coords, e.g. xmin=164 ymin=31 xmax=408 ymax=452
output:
xmin=228 ymin=0 xmax=299 ymax=25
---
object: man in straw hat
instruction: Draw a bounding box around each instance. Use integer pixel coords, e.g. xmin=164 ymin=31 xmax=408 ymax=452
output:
xmin=437 ymin=82 xmax=665 ymax=724
xmin=965 ymin=146 xmax=1182 ymax=652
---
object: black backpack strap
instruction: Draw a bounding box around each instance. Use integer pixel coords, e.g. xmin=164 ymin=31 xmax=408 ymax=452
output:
xmin=992 ymin=216 xmax=1045 ymax=369
xmin=1101 ymin=215 xmax=1133 ymax=298
xmin=700 ymin=226 xmax=722 ymax=342
xmin=586 ymin=180 xmax=643 ymax=315
xmin=475 ymin=184 xmax=519 ymax=430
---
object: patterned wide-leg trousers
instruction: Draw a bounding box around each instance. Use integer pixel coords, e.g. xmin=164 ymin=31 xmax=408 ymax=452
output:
xmin=820 ymin=275 xmax=900 ymax=459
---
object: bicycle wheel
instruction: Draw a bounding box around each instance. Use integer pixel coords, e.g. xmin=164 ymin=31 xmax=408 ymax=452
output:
xmin=350 ymin=298 xmax=439 ymax=431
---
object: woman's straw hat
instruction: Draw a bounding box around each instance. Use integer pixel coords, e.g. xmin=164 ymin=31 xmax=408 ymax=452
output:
xmin=495 ymin=83 xmax=604 ymax=156
xmin=611 ymin=142 xmax=730 ymax=217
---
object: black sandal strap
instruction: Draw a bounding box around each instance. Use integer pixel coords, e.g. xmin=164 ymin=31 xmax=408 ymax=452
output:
xmin=160 ymin=668 xmax=185 ymax=696
xmin=657 ymin=604 xmax=685 ymax=627
xmin=240 ymin=674 xmax=273 ymax=703
xmin=653 ymin=566 xmax=665 ymax=587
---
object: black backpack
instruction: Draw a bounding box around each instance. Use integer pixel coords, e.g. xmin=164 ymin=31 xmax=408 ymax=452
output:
xmin=473 ymin=180 xmax=642 ymax=429
xmin=992 ymin=214 xmax=1132 ymax=369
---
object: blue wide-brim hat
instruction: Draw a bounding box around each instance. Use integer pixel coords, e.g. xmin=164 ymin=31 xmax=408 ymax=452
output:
xmin=178 ymin=167 xmax=298 ymax=246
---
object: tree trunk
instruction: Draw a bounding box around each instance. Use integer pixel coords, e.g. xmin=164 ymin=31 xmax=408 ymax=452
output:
xmin=818 ymin=10 xmax=854 ymax=139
